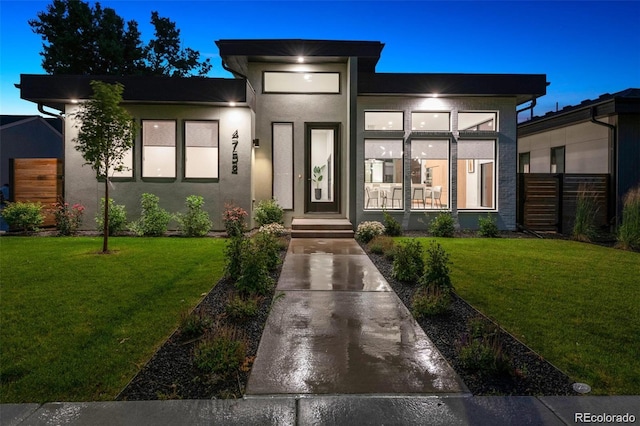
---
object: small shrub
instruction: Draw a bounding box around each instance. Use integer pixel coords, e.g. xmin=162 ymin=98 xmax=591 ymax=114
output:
xmin=225 ymin=295 xmax=260 ymax=321
xmin=179 ymin=309 xmax=211 ymax=341
xmin=51 ymin=200 xmax=85 ymax=236
xmin=129 ymin=193 xmax=172 ymax=236
xmin=252 ymin=230 xmax=281 ymax=271
xmin=222 ymin=203 xmax=248 ymax=237
xmin=258 ymin=222 xmax=287 ymax=237
xmin=96 ymin=198 xmax=128 ymax=235
xmin=573 ymin=186 xmax=599 ymax=242
xmin=458 ymin=334 xmax=510 ymax=375
xmin=224 ymin=235 xmax=247 ymax=281
xmin=177 ymin=195 xmax=212 ymax=237
xmin=617 ymin=186 xmax=640 ymax=250
xmin=367 ymin=235 xmax=395 ymax=256
xmin=355 ymin=221 xmax=385 ymax=244
xmin=254 ymin=198 xmax=284 ymax=227
xmin=412 ymin=286 xmax=451 ymax=317
xmin=383 ymin=211 xmax=402 ymax=236
xmin=236 ymin=238 xmax=274 ymax=295
xmin=478 ymin=214 xmax=500 ymax=238
xmin=429 ymin=212 xmax=455 ymax=237
xmin=392 ymin=239 xmax=424 ymax=282
xmin=1 ymin=201 xmax=44 ymax=233
xmin=193 ymin=325 xmax=246 ymax=376
xmin=420 ymin=240 xmax=453 ymax=291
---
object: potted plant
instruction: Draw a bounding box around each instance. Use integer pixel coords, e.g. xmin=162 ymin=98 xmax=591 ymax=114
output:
xmin=313 ymin=165 xmax=325 ymax=200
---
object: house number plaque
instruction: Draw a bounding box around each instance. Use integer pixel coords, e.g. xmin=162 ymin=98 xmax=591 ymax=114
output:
xmin=231 ymin=130 xmax=238 ymax=174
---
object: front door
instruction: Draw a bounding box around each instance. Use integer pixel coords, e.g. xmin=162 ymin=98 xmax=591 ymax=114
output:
xmin=305 ymin=123 xmax=340 ymax=213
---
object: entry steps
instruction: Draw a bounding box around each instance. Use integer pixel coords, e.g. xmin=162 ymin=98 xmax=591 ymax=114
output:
xmin=290 ymin=218 xmax=354 ymax=239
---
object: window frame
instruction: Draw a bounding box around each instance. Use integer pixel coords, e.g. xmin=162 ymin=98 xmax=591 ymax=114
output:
xmin=456 ymin=138 xmax=498 ymax=211
xmin=519 ymin=152 xmax=530 ymax=173
xmin=409 ymin=138 xmax=451 ymax=211
xmin=141 ymin=119 xmax=177 ymax=181
xmin=182 ymin=119 xmax=220 ymax=182
xmin=411 ymin=111 xmax=451 ymax=132
xmin=262 ymin=71 xmax=341 ymax=94
xmin=272 ymin=122 xmax=295 ymax=210
xmin=550 ymin=146 xmax=565 ymax=173
xmin=458 ymin=111 xmax=499 ymax=132
xmin=364 ymin=111 xmax=404 ymax=132
xmin=364 ymin=138 xmax=405 ymax=211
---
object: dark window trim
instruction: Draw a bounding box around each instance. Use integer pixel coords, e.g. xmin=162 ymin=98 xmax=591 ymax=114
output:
xmin=141 ymin=118 xmax=178 ymax=181
xmin=409 ymin=136 xmax=452 ymax=211
xmin=519 ymin=151 xmax=531 ymax=173
xmin=456 ymin=138 xmax=498 ymax=211
xmin=363 ymin=137 xmax=405 ymax=211
xmin=272 ymin=122 xmax=295 ymax=211
xmin=262 ymin=71 xmax=341 ymax=94
xmin=182 ymin=119 xmax=220 ymax=182
xmin=364 ymin=110 xmax=405 ymax=132
xmin=458 ymin=111 xmax=499 ymax=132
xmin=550 ymin=145 xmax=565 ymax=173
xmin=410 ymin=110 xmax=452 ymax=132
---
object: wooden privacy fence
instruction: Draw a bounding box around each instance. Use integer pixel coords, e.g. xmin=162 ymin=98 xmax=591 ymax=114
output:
xmin=10 ymin=158 xmax=63 ymax=227
xmin=517 ymin=173 xmax=610 ymax=233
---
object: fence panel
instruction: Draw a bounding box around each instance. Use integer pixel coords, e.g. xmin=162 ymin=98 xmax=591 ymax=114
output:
xmin=11 ymin=158 xmax=63 ymax=227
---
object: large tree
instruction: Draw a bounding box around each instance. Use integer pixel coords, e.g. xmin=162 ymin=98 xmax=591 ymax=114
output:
xmin=30 ymin=0 xmax=211 ymax=76
xmin=73 ymin=80 xmax=135 ymax=253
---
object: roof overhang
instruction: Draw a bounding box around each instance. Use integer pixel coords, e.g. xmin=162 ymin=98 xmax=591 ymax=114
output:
xmin=18 ymin=74 xmax=251 ymax=112
xmin=358 ymin=73 xmax=548 ymax=104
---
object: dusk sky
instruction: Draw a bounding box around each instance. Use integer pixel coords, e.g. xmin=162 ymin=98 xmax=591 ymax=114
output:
xmin=1 ymin=0 xmax=639 ymax=118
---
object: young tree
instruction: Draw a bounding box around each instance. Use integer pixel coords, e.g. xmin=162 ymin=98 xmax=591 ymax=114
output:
xmin=73 ymin=80 xmax=135 ymax=253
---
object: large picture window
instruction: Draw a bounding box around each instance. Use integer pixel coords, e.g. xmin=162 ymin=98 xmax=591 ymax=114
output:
xmin=185 ymin=121 xmax=218 ymax=179
xmin=273 ymin=122 xmax=294 ymax=209
xmin=410 ymin=140 xmax=449 ymax=210
xmin=458 ymin=112 xmax=497 ymax=131
xmin=364 ymin=139 xmax=403 ymax=210
xmin=411 ymin=112 xmax=450 ymax=131
xmin=365 ymin=112 xmax=403 ymax=131
xmin=457 ymin=140 xmax=496 ymax=209
xmin=142 ymin=120 xmax=176 ymax=178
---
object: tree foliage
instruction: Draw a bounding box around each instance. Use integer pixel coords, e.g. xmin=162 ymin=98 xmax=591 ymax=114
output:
xmin=29 ymin=0 xmax=211 ymax=76
xmin=73 ymin=80 xmax=135 ymax=252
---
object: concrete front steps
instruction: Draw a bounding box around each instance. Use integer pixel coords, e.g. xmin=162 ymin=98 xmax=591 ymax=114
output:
xmin=290 ymin=218 xmax=354 ymax=238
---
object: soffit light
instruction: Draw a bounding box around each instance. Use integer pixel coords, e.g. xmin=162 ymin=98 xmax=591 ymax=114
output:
xmin=229 ymin=102 xmax=236 ymax=107
xmin=297 ymin=56 xmax=305 ymax=63
xmin=70 ymin=99 xmax=79 ymax=104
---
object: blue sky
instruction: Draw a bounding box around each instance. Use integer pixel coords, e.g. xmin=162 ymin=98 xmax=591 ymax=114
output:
xmin=1 ymin=0 xmax=639 ymax=117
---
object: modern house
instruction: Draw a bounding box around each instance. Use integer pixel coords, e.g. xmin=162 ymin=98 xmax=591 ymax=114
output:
xmin=19 ymin=39 xmax=547 ymax=231
xmin=518 ymin=88 xmax=640 ymax=224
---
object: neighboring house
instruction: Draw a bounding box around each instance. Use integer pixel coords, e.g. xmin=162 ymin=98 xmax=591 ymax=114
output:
xmin=0 ymin=115 xmax=63 ymax=195
xmin=19 ymin=39 xmax=547 ymax=231
xmin=518 ymin=88 xmax=640 ymax=223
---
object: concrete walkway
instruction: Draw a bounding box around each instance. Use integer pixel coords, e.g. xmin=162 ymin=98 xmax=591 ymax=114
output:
xmin=2 ymin=238 xmax=638 ymax=425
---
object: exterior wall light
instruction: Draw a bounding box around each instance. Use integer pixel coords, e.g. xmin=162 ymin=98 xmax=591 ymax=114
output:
xmin=253 ymin=138 xmax=260 ymax=148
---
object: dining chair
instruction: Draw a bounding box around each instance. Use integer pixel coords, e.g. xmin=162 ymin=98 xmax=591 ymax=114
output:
xmin=412 ymin=186 xmax=425 ymax=209
xmin=432 ymin=185 xmax=443 ymax=208
xmin=391 ymin=187 xmax=403 ymax=208
xmin=365 ymin=186 xmax=379 ymax=208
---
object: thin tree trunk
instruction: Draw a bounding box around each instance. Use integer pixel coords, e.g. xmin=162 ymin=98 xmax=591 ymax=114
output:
xmin=103 ymin=177 xmax=109 ymax=253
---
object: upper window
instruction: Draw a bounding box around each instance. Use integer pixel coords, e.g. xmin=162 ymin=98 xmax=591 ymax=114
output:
xmin=364 ymin=139 xmax=404 ymax=210
xmin=410 ymin=140 xmax=449 ymax=210
xmin=457 ymin=140 xmax=496 ymax=209
xmin=458 ymin=112 xmax=497 ymax=131
xmin=142 ymin=120 xmax=176 ymax=178
xmin=365 ymin=112 xmax=403 ymax=131
xmin=185 ymin=121 xmax=218 ymax=179
xmin=263 ymin=72 xmax=340 ymax=93
xmin=551 ymin=146 xmax=565 ymax=173
xmin=411 ymin=112 xmax=450 ymax=131
xmin=519 ymin=152 xmax=530 ymax=173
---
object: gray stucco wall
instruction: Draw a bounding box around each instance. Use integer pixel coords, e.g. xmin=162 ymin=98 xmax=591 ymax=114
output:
xmin=64 ymin=104 xmax=253 ymax=231
xmin=356 ymin=96 xmax=518 ymax=231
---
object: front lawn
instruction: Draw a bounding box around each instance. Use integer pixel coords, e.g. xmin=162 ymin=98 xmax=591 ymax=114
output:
xmin=0 ymin=237 xmax=227 ymax=403
xmin=410 ymin=237 xmax=640 ymax=395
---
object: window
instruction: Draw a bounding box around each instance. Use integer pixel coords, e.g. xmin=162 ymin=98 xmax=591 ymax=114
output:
xmin=365 ymin=112 xmax=403 ymax=131
xmin=142 ymin=120 xmax=176 ymax=178
xmin=411 ymin=140 xmax=449 ymax=210
xmin=411 ymin=112 xmax=450 ymax=131
xmin=519 ymin=152 xmax=530 ymax=173
xmin=458 ymin=112 xmax=497 ymax=131
xmin=263 ymin=72 xmax=340 ymax=93
xmin=551 ymin=146 xmax=565 ymax=173
xmin=273 ymin=123 xmax=294 ymax=209
xmin=457 ymin=140 xmax=496 ymax=209
xmin=108 ymin=148 xmax=133 ymax=178
xmin=185 ymin=121 xmax=218 ymax=179
xmin=364 ymin=139 xmax=403 ymax=209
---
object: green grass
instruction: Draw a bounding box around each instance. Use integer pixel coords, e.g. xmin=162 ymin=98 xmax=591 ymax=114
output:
xmin=409 ymin=237 xmax=640 ymax=395
xmin=0 ymin=237 xmax=227 ymax=403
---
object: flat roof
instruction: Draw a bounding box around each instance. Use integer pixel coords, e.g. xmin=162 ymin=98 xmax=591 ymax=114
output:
xmin=19 ymin=74 xmax=249 ymax=111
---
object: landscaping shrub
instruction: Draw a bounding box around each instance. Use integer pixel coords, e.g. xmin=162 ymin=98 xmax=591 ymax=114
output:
xmin=420 ymin=240 xmax=453 ymax=291
xmin=222 ymin=203 xmax=248 ymax=237
xmin=392 ymin=239 xmax=424 ymax=282
xmin=236 ymin=238 xmax=274 ymax=295
xmin=193 ymin=325 xmax=246 ymax=376
xmin=224 ymin=235 xmax=247 ymax=281
xmin=96 ymin=198 xmax=128 ymax=236
xmin=225 ymin=295 xmax=259 ymax=321
xmin=458 ymin=317 xmax=510 ymax=375
xmin=367 ymin=235 xmax=395 ymax=257
xmin=252 ymin=229 xmax=281 ymax=271
xmin=478 ymin=214 xmax=499 ymax=238
xmin=254 ymin=198 xmax=284 ymax=227
xmin=412 ymin=286 xmax=452 ymax=318
xmin=179 ymin=309 xmax=211 ymax=341
xmin=429 ymin=212 xmax=455 ymax=237
xmin=129 ymin=193 xmax=172 ymax=236
xmin=177 ymin=195 xmax=212 ymax=237
xmin=572 ymin=185 xmax=599 ymax=242
xmin=355 ymin=221 xmax=385 ymax=244
xmin=617 ymin=186 xmax=640 ymax=250
xmin=52 ymin=200 xmax=85 ymax=236
xmin=383 ymin=211 xmax=402 ymax=236
xmin=1 ymin=201 xmax=44 ymax=233
xmin=258 ymin=222 xmax=287 ymax=237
